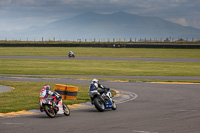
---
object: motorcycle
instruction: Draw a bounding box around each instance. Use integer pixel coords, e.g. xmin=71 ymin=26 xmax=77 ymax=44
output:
xmin=68 ymin=53 xmax=75 ymax=58
xmin=39 ymin=91 xmax=70 ymax=118
xmin=89 ymin=88 xmax=117 ymax=112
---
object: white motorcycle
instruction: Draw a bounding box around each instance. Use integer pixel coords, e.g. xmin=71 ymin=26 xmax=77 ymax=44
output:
xmin=39 ymin=91 xmax=70 ymax=118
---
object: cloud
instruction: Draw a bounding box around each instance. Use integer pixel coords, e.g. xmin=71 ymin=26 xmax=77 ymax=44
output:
xmin=169 ymin=18 xmax=189 ymax=26
xmin=0 ymin=0 xmax=12 ymax=5
xmin=0 ymin=0 xmax=200 ymax=31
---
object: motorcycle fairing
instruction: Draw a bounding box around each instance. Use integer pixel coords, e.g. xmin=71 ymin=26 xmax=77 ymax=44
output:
xmin=105 ymin=101 xmax=113 ymax=109
xmin=57 ymin=100 xmax=64 ymax=114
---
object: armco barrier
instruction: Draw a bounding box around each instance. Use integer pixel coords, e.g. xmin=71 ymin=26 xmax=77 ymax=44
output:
xmin=1 ymin=42 xmax=200 ymax=48
xmin=54 ymin=84 xmax=78 ymax=100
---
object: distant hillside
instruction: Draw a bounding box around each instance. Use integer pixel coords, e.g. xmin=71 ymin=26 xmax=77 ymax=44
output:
xmin=1 ymin=11 xmax=200 ymax=41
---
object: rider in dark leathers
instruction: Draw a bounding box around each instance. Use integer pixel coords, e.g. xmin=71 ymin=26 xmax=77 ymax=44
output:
xmin=89 ymin=78 xmax=108 ymax=104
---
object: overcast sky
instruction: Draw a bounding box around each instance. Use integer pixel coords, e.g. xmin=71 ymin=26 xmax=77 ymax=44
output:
xmin=0 ymin=0 xmax=200 ymax=31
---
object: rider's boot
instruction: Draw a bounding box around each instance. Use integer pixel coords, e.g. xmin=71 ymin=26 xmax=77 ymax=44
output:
xmin=90 ymin=98 xmax=94 ymax=105
xmin=40 ymin=107 xmax=44 ymax=112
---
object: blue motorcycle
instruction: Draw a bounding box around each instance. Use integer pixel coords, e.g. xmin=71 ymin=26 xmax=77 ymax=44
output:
xmin=89 ymin=87 xmax=117 ymax=112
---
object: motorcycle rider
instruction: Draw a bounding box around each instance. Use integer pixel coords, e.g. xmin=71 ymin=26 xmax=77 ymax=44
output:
xmin=39 ymin=85 xmax=59 ymax=112
xmin=68 ymin=51 xmax=74 ymax=56
xmin=89 ymin=78 xmax=108 ymax=104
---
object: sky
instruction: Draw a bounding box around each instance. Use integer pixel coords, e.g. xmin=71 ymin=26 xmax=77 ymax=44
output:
xmin=0 ymin=0 xmax=200 ymax=31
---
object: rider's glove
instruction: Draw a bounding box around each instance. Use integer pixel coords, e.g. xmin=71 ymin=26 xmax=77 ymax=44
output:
xmin=104 ymin=88 xmax=109 ymax=92
xmin=59 ymin=95 xmax=62 ymax=99
xmin=56 ymin=95 xmax=60 ymax=100
xmin=56 ymin=95 xmax=62 ymax=100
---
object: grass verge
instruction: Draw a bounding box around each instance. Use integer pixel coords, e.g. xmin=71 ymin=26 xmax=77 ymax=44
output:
xmin=1 ymin=58 xmax=200 ymax=76
xmin=0 ymin=81 xmax=116 ymax=113
xmin=0 ymin=81 xmax=90 ymax=113
xmin=1 ymin=47 xmax=200 ymax=58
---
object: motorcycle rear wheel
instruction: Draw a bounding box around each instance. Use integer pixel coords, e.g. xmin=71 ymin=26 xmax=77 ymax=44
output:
xmin=44 ymin=105 xmax=56 ymax=118
xmin=63 ymin=103 xmax=70 ymax=116
xmin=94 ymin=97 xmax=105 ymax=112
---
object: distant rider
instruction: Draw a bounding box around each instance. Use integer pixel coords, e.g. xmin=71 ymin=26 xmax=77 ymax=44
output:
xmin=68 ymin=51 xmax=74 ymax=56
xmin=39 ymin=85 xmax=59 ymax=112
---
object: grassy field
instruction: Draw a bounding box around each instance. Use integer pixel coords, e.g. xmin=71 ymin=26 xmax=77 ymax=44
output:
xmin=1 ymin=47 xmax=200 ymax=58
xmin=1 ymin=58 xmax=200 ymax=76
xmin=0 ymin=81 xmax=92 ymax=113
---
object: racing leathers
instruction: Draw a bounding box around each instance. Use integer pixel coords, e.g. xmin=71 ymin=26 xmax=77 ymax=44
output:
xmin=89 ymin=82 xmax=108 ymax=104
xmin=39 ymin=88 xmax=57 ymax=112
xmin=39 ymin=88 xmax=56 ymax=100
xmin=68 ymin=51 xmax=74 ymax=56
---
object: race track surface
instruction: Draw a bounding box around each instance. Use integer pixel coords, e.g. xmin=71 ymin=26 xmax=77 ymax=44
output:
xmin=1 ymin=55 xmax=200 ymax=62
xmin=0 ymin=56 xmax=200 ymax=133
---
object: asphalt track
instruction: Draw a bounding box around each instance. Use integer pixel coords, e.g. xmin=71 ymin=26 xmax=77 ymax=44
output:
xmin=0 ymin=56 xmax=200 ymax=133
xmin=1 ymin=55 xmax=200 ymax=62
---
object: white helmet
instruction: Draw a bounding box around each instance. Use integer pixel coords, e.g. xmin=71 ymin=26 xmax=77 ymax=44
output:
xmin=92 ymin=78 xmax=99 ymax=84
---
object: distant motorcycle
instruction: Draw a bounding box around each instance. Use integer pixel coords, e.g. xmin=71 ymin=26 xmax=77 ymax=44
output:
xmin=68 ymin=53 xmax=75 ymax=58
xmin=39 ymin=91 xmax=70 ymax=118
xmin=89 ymin=88 xmax=117 ymax=112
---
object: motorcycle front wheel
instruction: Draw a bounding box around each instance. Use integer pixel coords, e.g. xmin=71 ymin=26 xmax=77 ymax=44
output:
xmin=63 ymin=103 xmax=70 ymax=116
xmin=94 ymin=97 xmax=105 ymax=112
xmin=112 ymin=101 xmax=117 ymax=110
xmin=44 ymin=105 xmax=56 ymax=118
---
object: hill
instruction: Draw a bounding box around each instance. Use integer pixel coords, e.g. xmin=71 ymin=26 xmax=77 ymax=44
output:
xmin=1 ymin=11 xmax=200 ymax=41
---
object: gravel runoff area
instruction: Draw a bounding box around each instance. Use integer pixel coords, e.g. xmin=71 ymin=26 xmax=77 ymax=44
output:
xmin=0 ymin=85 xmax=13 ymax=93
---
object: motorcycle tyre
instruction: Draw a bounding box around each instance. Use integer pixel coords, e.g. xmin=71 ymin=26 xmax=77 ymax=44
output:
xmin=112 ymin=101 xmax=117 ymax=110
xmin=63 ymin=103 xmax=70 ymax=116
xmin=94 ymin=97 xmax=105 ymax=112
xmin=44 ymin=105 xmax=56 ymax=118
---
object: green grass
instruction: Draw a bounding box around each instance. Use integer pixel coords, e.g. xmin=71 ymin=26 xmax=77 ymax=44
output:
xmin=0 ymin=81 xmax=116 ymax=113
xmin=0 ymin=81 xmax=90 ymax=113
xmin=1 ymin=47 xmax=200 ymax=58
xmin=1 ymin=58 xmax=200 ymax=76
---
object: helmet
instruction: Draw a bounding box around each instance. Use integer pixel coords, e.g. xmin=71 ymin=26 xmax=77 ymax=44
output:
xmin=92 ymin=78 xmax=99 ymax=84
xmin=44 ymin=85 xmax=50 ymax=90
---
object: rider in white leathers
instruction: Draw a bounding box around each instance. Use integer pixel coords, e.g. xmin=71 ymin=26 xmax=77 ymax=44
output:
xmin=39 ymin=85 xmax=58 ymax=112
